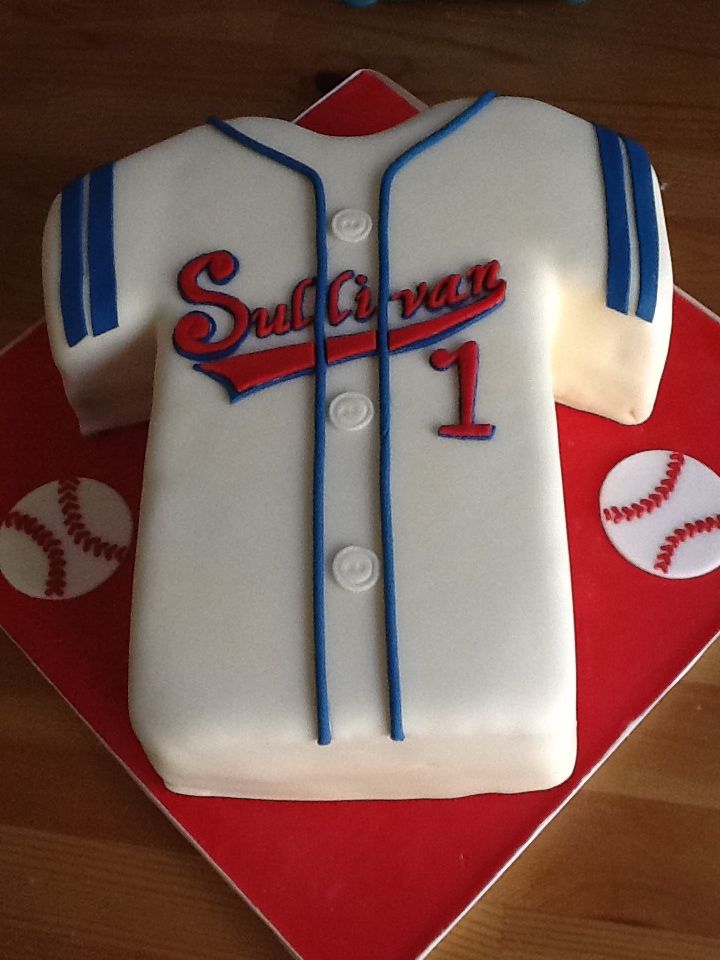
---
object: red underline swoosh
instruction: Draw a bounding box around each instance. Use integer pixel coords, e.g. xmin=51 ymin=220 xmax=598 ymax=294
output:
xmin=197 ymin=283 xmax=506 ymax=401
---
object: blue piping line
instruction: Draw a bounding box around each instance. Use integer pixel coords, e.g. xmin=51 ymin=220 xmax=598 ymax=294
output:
xmin=208 ymin=116 xmax=332 ymax=746
xmin=377 ymin=92 xmax=497 ymax=742
xmin=623 ymin=137 xmax=659 ymax=322
xmin=595 ymin=125 xmax=631 ymax=315
xmin=88 ymin=164 xmax=119 ymax=336
xmin=60 ymin=176 xmax=88 ymax=347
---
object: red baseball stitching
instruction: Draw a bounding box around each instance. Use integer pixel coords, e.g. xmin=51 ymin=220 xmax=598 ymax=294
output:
xmin=603 ymin=452 xmax=685 ymax=524
xmin=654 ymin=515 xmax=720 ymax=575
xmin=57 ymin=478 xmax=128 ymax=563
xmin=3 ymin=511 xmax=67 ymax=597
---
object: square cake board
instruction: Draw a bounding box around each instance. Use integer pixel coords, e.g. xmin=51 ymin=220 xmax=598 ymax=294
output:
xmin=2 ymin=71 xmax=720 ymax=960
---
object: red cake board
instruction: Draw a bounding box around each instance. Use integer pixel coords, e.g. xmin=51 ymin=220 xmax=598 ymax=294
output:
xmin=2 ymin=71 xmax=720 ymax=960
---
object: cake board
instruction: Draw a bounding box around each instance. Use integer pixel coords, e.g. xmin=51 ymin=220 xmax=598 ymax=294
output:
xmin=2 ymin=71 xmax=720 ymax=960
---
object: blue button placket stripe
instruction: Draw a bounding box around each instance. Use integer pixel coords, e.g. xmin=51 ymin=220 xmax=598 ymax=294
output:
xmin=207 ymin=118 xmax=332 ymax=745
xmin=376 ymin=92 xmax=497 ymax=742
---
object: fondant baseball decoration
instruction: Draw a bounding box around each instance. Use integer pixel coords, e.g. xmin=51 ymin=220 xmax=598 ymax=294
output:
xmin=42 ymin=93 xmax=673 ymax=800
xmin=600 ymin=451 xmax=720 ymax=580
xmin=0 ymin=479 xmax=133 ymax=599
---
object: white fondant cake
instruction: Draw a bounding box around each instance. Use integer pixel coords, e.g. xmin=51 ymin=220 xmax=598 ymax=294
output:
xmin=42 ymin=93 xmax=672 ymax=799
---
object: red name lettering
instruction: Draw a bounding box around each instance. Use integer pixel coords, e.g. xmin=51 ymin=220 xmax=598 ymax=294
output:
xmin=174 ymin=252 xmax=504 ymax=365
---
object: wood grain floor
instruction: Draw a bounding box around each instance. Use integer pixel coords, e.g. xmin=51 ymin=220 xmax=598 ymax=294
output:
xmin=1 ymin=1 xmax=719 ymax=958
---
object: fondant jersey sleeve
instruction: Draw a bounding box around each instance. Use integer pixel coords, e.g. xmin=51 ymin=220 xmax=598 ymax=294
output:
xmin=42 ymin=99 xmax=672 ymax=433
xmin=539 ymin=107 xmax=673 ymax=424
xmin=42 ymin=145 xmax=171 ymax=434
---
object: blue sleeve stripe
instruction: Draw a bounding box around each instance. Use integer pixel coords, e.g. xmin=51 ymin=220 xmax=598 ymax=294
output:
xmin=595 ymin=125 xmax=631 ymax=315
xmin=88 ymin=163 xmax=119 ymax=336
xmin=59 ymin=176 xmax=88 ymax=347
xmin=623 ymin=136 xmax=659 ymax=322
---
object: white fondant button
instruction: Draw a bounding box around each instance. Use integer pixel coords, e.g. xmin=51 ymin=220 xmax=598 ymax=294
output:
xmin=329 ymin=392 xmax=374 ymax=431
xmin=330 ymin=208 xmax=372 ymax=243
xmin=332 ymin=546 xmax=380 ymax=593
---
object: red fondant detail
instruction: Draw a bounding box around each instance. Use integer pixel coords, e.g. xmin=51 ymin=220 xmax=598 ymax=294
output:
xmin=204 ymin=342 xmax=317 ymax=396
xmin=354 ymin=281 xmax=376 ymax=321
xmin=653 ymin=514 xmax=720 ymax=575
xmin=430 ymin=341 xmax=495 ymax=440
xmin=603 ymin=452 xmax=685 ymax=524
xmin=3 ymin=510 xmax=67 ymax=597
xmin=391 ymin=261 xmax=503 ymax=322
xmin=57 ymin=479 xmax=129 ymax=564
xmin=291 ymin=277 xmax=315 ymax=330
xmin=198 ymin=278 xmax=506 ymax=399
xmin=427 ymin=274 xmax=468 ymax=311
xmin=328 ymin=270 xmax=354 ymax=326
xmin=253 ymin=304 xmax=291 ymax=339
xmin=174 ymin=252 xmax=250 ymax=358
xmin=390 ymin=282 xmax=428 ymax=320
xmin=389 ymin=280 xmax=506 ymax=352
xmin=437 ymin=423 xmax=495 ymax=439
xmin=274 ymin=305 xmax=291 ymax=335
xmin=467 ymin=260 xmax=503 ymax=295
xmin=326 ymin=330 xmax=376 ymax=364
xmin=176 ymin=258 xmax=505 ymax=358
xmin=253 ymin=308 xmax=274 ymax=339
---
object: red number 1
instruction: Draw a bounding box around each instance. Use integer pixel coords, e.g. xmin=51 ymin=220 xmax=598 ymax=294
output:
xmin=429 ymin=341 xmax=495 ymax=440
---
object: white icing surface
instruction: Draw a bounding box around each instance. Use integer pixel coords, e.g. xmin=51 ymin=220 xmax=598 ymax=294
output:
xmin=600 ymin=450 xmax=720 ymax=579
xmin=42 ymin=96 xmax=673 ymax=798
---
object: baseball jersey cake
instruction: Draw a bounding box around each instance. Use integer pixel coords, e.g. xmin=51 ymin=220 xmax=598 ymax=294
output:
xmin=42 ymin=94 xmax=672 ymax=799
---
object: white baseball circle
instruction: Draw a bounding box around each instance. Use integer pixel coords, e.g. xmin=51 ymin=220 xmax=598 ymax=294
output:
xmin=0 ymin=478 xmax=134 ymax=599
xmin=599 ymin=450 xmax=720 ymax=580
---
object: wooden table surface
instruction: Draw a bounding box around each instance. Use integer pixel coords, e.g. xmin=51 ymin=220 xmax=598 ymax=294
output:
xmin=1 ymin=1 xmax=719 ymax=958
